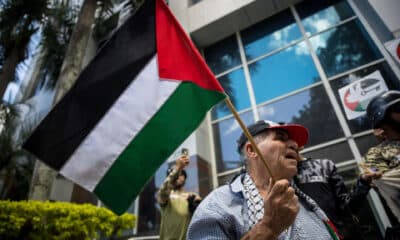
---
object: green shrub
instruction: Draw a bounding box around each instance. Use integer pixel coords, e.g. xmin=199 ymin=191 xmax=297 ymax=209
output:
xmin=0 ymin=200 xmax=136 ymax=240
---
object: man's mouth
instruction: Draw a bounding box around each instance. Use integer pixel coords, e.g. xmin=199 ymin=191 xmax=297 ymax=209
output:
xmin=285 ymin=151 xmax=298 ymax=160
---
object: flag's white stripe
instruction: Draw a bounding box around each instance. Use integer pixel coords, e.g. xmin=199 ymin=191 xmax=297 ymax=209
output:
xmin=60 ymin=56 xmax=180 ymax=191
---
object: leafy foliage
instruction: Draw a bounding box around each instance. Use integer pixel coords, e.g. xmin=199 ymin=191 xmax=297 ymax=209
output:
xmin=0 ymin=0 xmax=47 ymax=54
xmin=0 ymin=103 xmax=35 ymax=200
xmin=37 ymin=1 xmax=79 ymax=89
xmin=93 ymin=0 xmax=145 ymax=46
xmin=0 ymin=200 xmax=136 ymax=240
xmin=0 ymin=0 xmax=49 ymax=99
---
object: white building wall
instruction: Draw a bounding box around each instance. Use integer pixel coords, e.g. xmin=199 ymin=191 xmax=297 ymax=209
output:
xmin=169 ymin=0 xmax=301 ymax=47
xmin=369 ymin=0 xmax=400 ymax=37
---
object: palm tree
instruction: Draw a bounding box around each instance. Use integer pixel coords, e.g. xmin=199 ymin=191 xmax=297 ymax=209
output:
xmin=0 ymin=103 xmax=35 ymax=200
xmin=36 ymin=0 xmax=79 ymax=90
xmin=0 ymin=0 xmax=49 ymax=98
xmin=29 ymin=0 xmax=99 ymax=201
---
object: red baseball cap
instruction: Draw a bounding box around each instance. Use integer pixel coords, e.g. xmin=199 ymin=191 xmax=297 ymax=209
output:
xmin=237 ymin=120 xmax=309 ymax=152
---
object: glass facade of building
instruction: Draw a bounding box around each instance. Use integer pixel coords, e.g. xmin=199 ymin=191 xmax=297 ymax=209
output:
xmin=206 ymin=0 xmax=398 ymax=181
xmin=132 ymin=0 xmax=399 ymax=238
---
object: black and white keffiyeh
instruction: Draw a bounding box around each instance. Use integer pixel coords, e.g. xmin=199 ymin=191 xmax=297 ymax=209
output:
xmin=242 ymin=173 xmax=341 ymax=240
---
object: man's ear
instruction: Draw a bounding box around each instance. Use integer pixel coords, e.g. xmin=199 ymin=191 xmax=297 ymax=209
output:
xmin=245 ymin=142 xmax=257 ymax=158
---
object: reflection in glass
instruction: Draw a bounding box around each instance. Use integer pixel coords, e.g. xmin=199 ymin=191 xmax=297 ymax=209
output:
xmin=310 ymin=20 xmax=382 ymax=78
xmin=189 ymin=0 xmax=202 ymax=6
xmin=249 ymin=41 xmax=320 ymax=104
xmin=355 ymin=134 xmax=380 ymax=156
xmin=303 ymin=141 xmax=353 ymax=164
xmin=211 ymin=68 xmax=250 ymax=119
xmin=241 ymin=10 xmax=302 ymax=60
xmin=204 ymin=35 xmax=241 ymax=75
xmin=258 ymin=85 xmax=344 ymax=146
xmin=339 ymin=166 xmax=359 ymax=184
xmin=213 ymin=111 xmax=254 ymax=172
xmin=329 ymin=62 xmax=400 ymax=133
xmin=296 ymin=0 xmax=354 ymax=35
xmin=136 ymin=175 xmax=162 ymax=236
xmin=337 ymin=164 xmax=382 ymax=239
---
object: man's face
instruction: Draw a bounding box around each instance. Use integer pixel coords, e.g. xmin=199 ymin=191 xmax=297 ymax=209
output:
xmin=380 ymin=123 xmax=400 ymax=141
xmin=378 ymin=110 xmax=400 ymax=141
xmin=390 ymin=111 xmax=400 ymax=124
xmin=249 ymin=129 xmax=299 ymax=180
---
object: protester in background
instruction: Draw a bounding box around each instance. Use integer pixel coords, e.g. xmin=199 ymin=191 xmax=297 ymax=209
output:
xmin=295 ymin=149 xmax=381 ymax=239
xmin=188 ymin=120 xmax=342 ymax=239
xmin=363 ymin=90 xmax=400 ymax=173
xmin=157 ymin=153 xmax=201 ymax=240
xmin=362 ymin=90 xmax=400 ymax=239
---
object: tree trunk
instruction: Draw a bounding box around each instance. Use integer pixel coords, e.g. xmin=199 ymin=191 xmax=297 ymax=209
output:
xmin=0 ymin=167 xmax=15 ymax=199
xmin=29 ymin=0 xmax=98 ymax=201
xmin=0 ymin=48 xmax=20 ymax=100
xmin=54 ymin=0 xmax=97 ymax=103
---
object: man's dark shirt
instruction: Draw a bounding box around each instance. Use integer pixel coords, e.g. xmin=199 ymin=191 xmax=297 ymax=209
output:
xmin=295 ymin=158 xmax=371 ymax=239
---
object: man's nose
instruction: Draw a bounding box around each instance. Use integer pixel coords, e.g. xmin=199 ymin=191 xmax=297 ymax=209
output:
xmin=286 ymin=139 xmax=299 ymax=151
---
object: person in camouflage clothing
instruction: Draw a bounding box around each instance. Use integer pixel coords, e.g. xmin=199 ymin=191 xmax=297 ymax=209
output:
xmin=363 ymin=141 xmax=400 ymax=172
xmin=362 ymin=90 xmax=400 ymax=239
xmin=362 ymin=90 xmax=400 ymax=173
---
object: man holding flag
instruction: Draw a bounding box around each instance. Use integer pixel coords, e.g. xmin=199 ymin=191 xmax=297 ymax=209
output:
xmin=188 ymin=120 xmax=342 ymax=240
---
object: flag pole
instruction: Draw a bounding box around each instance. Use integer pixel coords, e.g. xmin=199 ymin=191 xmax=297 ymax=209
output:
xmin=224 ymin=96 xmax=275 ymax=182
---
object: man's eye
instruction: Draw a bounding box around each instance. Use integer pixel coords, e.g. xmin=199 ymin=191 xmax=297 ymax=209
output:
xmin=275 ymin=133 xmax=287 ymax=141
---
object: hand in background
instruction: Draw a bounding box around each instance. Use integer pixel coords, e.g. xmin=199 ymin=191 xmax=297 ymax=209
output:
xmin=187 ymin=194 xmax=202 ymax=213
xmin=175 ymin=155 xmax=189 ymax=170
xmin=373 ymin=128 xmax=385 ymax=142
xmin=361 ymin=171 xmax=382 ymax=184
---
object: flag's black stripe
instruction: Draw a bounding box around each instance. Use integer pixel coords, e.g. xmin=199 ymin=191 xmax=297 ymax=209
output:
xmin=23 ymin=0 xmax=156 ymax=170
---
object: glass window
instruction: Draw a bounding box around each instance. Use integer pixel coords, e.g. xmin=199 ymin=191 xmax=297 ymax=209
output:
xmin=338 ymin=165 xmax=359 ymax=184
xmin=296 ymin=0 xmax=355 ymax=35
xmin=249 ymin=41 xmax=320 ymax=104
xmin=355 ymin=134 xmax=380 ymax=156
xmin=189 ymin=0 xmax=202 ymax=6
xmin=329 ymin=62 xmax=400 ymax=133
xmin=258 ymin=85 xmax=344 ymax=147
xmin=310 ymin=20 xmax=382 ymax=78
xmin=213 ymin=110 xmax=254 ymax=172
xmin=302 ymin=141 xmax=354 ymax=164
xmin=211 ymin=68 xmax=251 ymax=119
xmin=241 ymin=10 xmax=302 ymax=60
xmin=204 ymin=35 xmax=241 ymax=75
xmin=136 ymin=176 xmax=161 ymax=236
xmin=337 ymin=164 xmax=383 ymax=239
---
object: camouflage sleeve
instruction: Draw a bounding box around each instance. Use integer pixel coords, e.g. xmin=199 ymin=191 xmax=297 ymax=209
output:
xmin=362 ymin=145 xmax=388 ymax=172
xmin=157 ymin=168 xmax=181 ymax=207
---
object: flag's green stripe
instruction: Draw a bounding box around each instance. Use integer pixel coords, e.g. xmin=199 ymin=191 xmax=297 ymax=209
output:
xmin=94 ymin=82 xmax=225 ymax=214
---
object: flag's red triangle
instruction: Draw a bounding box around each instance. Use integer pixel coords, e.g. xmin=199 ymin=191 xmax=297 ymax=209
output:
xmin=156 ymin=0 xmax=224 ymax=92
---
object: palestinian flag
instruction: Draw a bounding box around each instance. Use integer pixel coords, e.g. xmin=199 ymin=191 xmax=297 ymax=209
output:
xmin=23 ymin=0 xmax=225 ymax=214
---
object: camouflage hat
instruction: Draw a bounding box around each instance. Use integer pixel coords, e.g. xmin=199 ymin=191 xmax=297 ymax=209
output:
xmin=366 ymin=90 xmax=400 ymax=128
